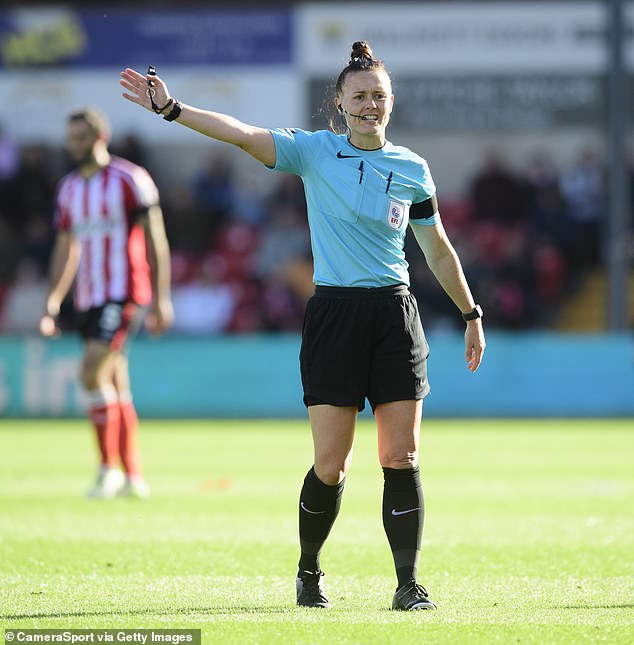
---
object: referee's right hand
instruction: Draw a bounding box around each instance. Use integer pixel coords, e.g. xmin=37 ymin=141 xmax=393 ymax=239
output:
xmin=120 ymin=68 xmax=171 ymax=114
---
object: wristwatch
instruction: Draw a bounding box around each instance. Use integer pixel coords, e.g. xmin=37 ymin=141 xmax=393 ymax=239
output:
xmin=462 ymin=304 xmax=483 ymax=322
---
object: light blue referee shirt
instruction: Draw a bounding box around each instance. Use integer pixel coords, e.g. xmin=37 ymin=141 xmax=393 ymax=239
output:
xmin=268 ymin=128 xmax=439 ymax=288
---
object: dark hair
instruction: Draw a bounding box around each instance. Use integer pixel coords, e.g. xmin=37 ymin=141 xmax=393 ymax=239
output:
xmin=324 ymin=41 xmax=390 ymax=133
xmin=68 ymin=107 xmax=111 ymax=140
xmin=335 ymin=41 xmax=387 ymax=96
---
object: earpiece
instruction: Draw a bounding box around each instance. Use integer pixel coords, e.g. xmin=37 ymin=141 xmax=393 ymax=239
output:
xmin=338 ymin=105 xmax=344 ymax=114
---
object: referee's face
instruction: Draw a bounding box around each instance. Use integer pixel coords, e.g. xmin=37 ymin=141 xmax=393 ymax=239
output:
xmin=339 ymin=70 xmax=393 ymax=149
xmin=66 ymin=120 xmax=99 ymax=167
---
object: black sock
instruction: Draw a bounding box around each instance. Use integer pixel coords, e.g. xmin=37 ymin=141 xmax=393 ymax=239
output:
xmin=298 ymin=466 xmax=345 ymax=573
xmin=382 ymin=466 xmax=424 ymax=587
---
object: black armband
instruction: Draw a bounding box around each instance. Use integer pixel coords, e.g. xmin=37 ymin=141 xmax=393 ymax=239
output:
xmin=410 ymin=194 xmax=438 ymax=220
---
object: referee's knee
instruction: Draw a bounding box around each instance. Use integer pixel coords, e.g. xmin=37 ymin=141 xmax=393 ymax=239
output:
xmin=313 ymin=462 xmax=348 ymax=486
xmin=379 ymin=452 xmax=418 ymax=470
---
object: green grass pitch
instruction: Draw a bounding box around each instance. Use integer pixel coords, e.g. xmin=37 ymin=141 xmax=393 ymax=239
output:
xmin=1 ymin=418 xmax=633 ymax=644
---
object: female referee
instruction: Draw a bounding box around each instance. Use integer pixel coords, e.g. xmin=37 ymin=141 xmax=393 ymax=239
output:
xmin=120 ymin=40 xmax=485 ymax=611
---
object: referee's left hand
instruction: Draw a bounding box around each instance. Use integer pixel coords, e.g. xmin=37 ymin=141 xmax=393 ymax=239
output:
xmin=464 ymin=320 xmax=485 ymax=372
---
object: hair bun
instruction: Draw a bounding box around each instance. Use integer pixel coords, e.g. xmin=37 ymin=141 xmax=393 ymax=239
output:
xmin=350 ymin=40 xmax=373 ymax=63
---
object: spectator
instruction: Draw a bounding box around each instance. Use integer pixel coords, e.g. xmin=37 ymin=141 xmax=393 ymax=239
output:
xmin=0 ymin=258 xmax=48 ymax=333
xmin=254 ymin=205 xmax=310 ymax=278
xmin=265 ymin=173 xmax=307 ymax=219
xmin=170 ymin=263 xmax=237 ymax=334
xmin=0 ymin=142 xmax=55 ymax=282
xmin=0 ymin=122 xmax=20 ymax=181
xmin=470 ymin=149 xmax=526 ymax=226
xmin=163 ymin=181 xmax=212 ymax=256
xmin=191 ymin=152 xmax=237 ymax=245
xmin=111 ymin=133 xmax=148 ymax=168
xmin=525 ymin=152 xmax=568 ymax=250
xmin=8 ymin=143 xmax=56 ymax=234
xmin=233 ymin=173 xmax=267 ymax=226
xmin=560 ymin=147 xmax=605 ymax=268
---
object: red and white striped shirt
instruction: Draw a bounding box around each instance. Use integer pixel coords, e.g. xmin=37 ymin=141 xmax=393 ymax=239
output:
xmin=55 ymin=156 xmax=159 ymax=311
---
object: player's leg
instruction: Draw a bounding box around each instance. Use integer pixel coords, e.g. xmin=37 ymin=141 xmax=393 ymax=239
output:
xmin=296 ymin=403 xmax=357 ymax=608
xmin=376 ymin=400 xmax=435 ymax=610
xmin=113 ymin=352 xmax=149 ymax=498
xmin=80 ymin=301 xmax=145 ymax=498
xmin=81 ymin=340 xmax=124 ymax=498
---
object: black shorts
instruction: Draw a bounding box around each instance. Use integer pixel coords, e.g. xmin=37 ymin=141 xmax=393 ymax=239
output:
xmin=76 ymin=301 xmax=146 ymax=352
xmin=300 ymin=285 xmax=430 ymax=412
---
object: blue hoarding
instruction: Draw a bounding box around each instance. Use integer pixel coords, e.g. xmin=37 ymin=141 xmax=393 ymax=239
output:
xmin=0 ymin=8 xmax=292 ymax=68
xmin=0 ymin=333 xmax=632 ymax=419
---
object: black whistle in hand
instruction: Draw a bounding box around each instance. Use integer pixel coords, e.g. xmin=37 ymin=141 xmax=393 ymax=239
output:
xmin=147 ymin=65 xmax=156 ymax=87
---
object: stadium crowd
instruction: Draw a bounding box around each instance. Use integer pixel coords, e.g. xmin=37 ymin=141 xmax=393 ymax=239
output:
xmin=0 ymin=124 xmax=613 ymax=335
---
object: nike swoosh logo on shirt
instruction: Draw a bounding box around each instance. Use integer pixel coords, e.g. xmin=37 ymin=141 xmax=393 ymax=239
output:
xmin=301 ymin=501 xmax=327 ymax=515
xmin=337 ymin=151 xmax=359 ymax=159
xmin=391 ymin=507 xmax=420 ymax=516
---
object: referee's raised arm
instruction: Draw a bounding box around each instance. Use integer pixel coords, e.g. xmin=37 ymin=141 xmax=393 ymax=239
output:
xmin=119 ymin=67 xmax=276 ymax=167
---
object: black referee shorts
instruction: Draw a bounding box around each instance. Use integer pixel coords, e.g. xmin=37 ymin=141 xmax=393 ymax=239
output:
xmin=300 ymin=284 xmax=430 ymax=412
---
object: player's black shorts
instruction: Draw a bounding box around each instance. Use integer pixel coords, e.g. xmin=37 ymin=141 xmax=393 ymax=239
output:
xmin=300 ymin=284 xmax=430 ymax=412
xmin=75 ymin=301 xmax=146 ymax=352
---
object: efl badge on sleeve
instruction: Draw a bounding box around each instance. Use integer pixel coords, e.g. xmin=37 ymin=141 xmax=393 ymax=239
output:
xmin=387 ymin=199 xmax=407 ymax=230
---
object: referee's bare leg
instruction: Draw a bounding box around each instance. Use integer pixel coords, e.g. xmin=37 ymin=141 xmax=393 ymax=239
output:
xmin=310 ymin=404 xmax=357 ymax=485
xmin=376 ymin=399 xmax=421 ymax=471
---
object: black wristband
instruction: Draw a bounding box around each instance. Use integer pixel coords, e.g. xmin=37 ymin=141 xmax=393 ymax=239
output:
xmin=462 ymin=304 xmax=483 ymax=322
xmin=163 ymin=100 xmax=182 ymax=122
xmin=151 ymin=96 xmax=172 ymax=115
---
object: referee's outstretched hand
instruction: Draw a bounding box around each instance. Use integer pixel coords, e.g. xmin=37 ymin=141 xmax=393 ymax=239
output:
xmin=120 ymin=68 xmax=171 ymax=114
xmin=465 ymin=321 xmax=485 ymax=373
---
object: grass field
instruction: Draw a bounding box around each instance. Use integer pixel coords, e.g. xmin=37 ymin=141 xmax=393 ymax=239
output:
xmin=1 ymin=418 xmax=633 ymax=644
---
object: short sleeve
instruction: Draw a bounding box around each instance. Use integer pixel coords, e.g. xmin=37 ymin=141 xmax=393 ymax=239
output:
xmin=268 ymin=128 xmax=324 ymax=176
xmin=53 ymin=179 xmax=71 ymax=232
xmin=131 ymin=166 xmax=160 ymax=209
xmin=410 ymin=158 xmax=439 ymax=226
xmin=412 ymin=158 xmax=436 ymax=204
